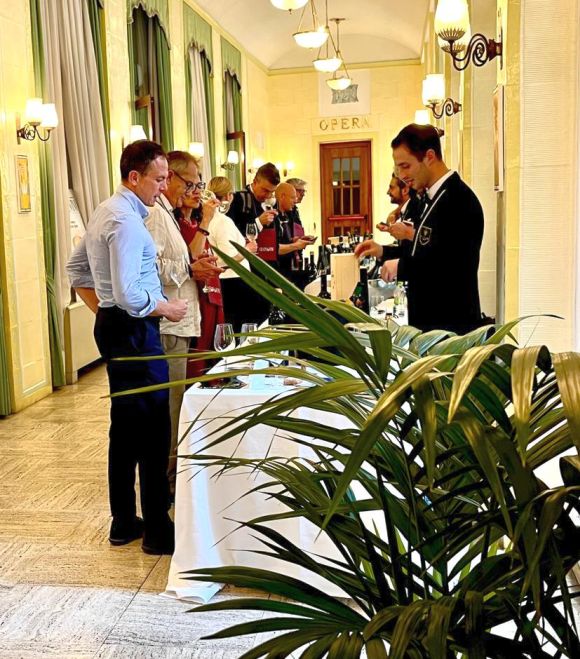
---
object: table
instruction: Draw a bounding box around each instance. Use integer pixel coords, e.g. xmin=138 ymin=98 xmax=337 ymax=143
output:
xmin=164 ymin=376 xmax=348 ymax=603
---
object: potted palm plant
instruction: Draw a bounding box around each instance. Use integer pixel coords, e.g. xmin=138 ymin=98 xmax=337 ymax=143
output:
xmin=117 ymin=245 xmax=580 ymax=657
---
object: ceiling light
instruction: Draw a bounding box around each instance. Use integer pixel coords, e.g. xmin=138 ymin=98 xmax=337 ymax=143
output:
xmin=293 ymin=1 xmax=328 ymax=49
xmin=271 ymin=0 xmax=308 ymax=10
xmin=294 ymin=26 xmax=328 ymax=49
xmin=327 ymin=75 xmax=351 ymax=91
xmin=313 ymin=56 xmax=342 ymax=73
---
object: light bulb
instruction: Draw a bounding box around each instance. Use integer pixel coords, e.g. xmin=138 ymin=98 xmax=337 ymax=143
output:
xmin=24 ymin=98 xmax=43 ymax=125
xmin=40 ymin=103 xmax=58 ymax=130
xmin=422 ymin=74 xmax=445 ymax=106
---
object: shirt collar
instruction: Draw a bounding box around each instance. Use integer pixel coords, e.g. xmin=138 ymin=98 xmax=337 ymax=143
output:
xmin=400 ymin=199 xmax=410 ymax=214
xmin=427 ymin=169 xmax=455 ymax=200
xmin=117 ymin=184 xmax=150 ymax=219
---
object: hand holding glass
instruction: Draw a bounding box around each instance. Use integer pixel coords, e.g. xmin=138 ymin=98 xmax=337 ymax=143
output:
xmin=201 ymin=189 xmax=229 ymax=214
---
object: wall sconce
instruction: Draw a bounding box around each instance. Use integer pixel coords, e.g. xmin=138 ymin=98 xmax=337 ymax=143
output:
xmin=189 ymin=142 xmax=205 ymax=159
xmin=221 ymin=150 xmax=239 ymax=170
xmin=422 ymin=74 xmax=462 ymax=119
xmin=16 ymin=98 xmax=58 ymax=144
xmin=435 ymin=0 xmax=502 ymax=71
xmin=248 ymin=157 xmax=265 ymax=175
xmin=414 ymin=110 xmax=432 ymax=126
xmin=128 ymin=124 xmax=147 ymax=143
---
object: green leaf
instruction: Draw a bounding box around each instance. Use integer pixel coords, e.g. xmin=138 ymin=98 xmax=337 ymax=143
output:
xmin=553 ymin=352 xmax=580 ymax=454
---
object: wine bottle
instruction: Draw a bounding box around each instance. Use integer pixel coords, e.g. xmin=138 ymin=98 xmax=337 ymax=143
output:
xmin=350 ymin=266 xmax=369 ymax=313
xmin=306 ymin=252 xmax=317 ymax=282
xmin=318 ymin=273 xmax=331 ymax=299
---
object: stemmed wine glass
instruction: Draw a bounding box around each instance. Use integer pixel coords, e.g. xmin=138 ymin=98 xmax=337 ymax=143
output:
xmin=261 ymin=196 xmax=276 ymax=213
xmin=245 ymin=223 xmax=258 ymax=242
xmin=214 ymin=323 xmax=236 ymax=367
xmin=201 ymin=188 xmax=230 ymax=214
xmin=240 ymin=322 xmax=258 ymax=346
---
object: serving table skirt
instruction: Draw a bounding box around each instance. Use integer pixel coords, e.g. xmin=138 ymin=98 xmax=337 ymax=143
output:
xmin=164 ymin=381 xmax=348 ymax=603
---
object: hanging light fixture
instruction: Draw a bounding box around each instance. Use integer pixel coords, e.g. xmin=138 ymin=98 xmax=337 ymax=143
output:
xmin=313 ymin=2 xmax=342 ymax=72
xmin=325 ymin=18 xmax=351 ymax=90
xmin=271 ymin=0 xmax=308 ymax=11
xmin=293 ymin=1 xmax=328 ymax=49
xmin=435 ymin=0 xmax=503 ymax=71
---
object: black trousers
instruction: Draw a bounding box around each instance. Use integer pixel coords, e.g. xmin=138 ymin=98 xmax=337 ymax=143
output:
xmin=94 ymin=307 xmax=171 ymax=531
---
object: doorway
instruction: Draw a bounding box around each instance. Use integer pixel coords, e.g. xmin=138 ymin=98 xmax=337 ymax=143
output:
xmin=320 ymin=140 xmax=372 ymax=242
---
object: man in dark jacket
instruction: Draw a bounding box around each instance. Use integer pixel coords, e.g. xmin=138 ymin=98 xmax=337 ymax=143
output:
xmin=356 ymin=123 xmax=483 ymax=335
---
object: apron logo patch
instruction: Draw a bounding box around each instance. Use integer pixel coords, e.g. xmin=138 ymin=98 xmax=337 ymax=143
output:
xmin=419 ymin=226 xmax=432 ymax=246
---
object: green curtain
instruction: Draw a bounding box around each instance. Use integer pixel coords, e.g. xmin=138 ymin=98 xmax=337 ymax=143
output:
xmin=127 ymin=0 xmax=169 ymax=42
xmin=128 ymin=7 xmax=150 ymax=135
xmin=183 ymin=3 xmax=212 ymax=67
xmin=87 ymin=0 xmax=113 ymax=191
xmin=30 ymin=0 xmax=66 ymax=388
xmin=128 ymin=6 xmax=173 ymax=151
xmin=223 ymin=72 xmax=243 ymax=190
xmin=155 ymin=26 xmax=173 ymax=152
xmin=202 ymin=53 xmax=215 ymax=177
xmin=221 ymin=37 xmax=242 ymax=83
xmin=0 ymin=234 xmax=11 ymax=414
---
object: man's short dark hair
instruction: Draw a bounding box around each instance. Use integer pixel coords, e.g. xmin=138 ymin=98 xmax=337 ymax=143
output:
xmin=256 ymin=162 xmax=280 ymax=186
xmin=120 ymin=140 xmax=166 ymax=180
xmin=391 ymin=123 xmax=443 ymax=160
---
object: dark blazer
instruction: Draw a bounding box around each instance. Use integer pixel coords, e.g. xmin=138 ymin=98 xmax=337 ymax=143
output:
xmin=228 ymin=186 xmax=262 ymax=235
xmin=381 ymin=194 xmax=423 ymax=262
xmin=391 ymin=173 xmax=484 ymax=335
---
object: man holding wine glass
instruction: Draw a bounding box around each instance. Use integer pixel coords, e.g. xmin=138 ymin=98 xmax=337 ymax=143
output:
xmin=145 ymin=150 xmax=223 ymax=496
xmin=228 ymin=162 xmax=280 ymax=237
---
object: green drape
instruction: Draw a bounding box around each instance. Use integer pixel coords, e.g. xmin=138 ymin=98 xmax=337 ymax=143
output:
xmin=0 ymin=232 xmax=11 ymax=414
xmin=127 ymin=0 xmax=169 ymax=44
xmin=183 ymin=4 xmax=212 ymax=68
xmin=221 ymin=37 xmax=241 ymax=83
xmin=155 ymin=26 xmax=173 ymax=152
xmin=30 ymin=0 xmax=66 ymax=388
xmin=88 ymin=0 xmax=112 ymax=191
xmin=183 ymin=4 xmax=214 ymax=175
xmin=128 ymin=6 xmax=173 ymax=151
xmin=202 ymin=53 xmax=216 ymax=177
xmin=224 ymin=71 xmax=243 ymax=190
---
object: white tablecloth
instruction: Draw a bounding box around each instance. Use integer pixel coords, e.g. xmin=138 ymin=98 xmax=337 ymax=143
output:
xmin=164 ymin=378 xmax=348 ymax=603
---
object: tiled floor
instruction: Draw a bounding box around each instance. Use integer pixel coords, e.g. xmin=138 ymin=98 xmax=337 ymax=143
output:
xmin=0 ymin=364 xmax=269 ymax=658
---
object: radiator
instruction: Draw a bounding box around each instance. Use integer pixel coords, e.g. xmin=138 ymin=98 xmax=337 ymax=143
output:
xmin=63 ymin=302 xmax=100 ymax=383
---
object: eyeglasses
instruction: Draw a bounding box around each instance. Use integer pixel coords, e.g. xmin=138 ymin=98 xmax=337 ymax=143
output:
xmin=173 ymin=171 xmax=206 ymax=192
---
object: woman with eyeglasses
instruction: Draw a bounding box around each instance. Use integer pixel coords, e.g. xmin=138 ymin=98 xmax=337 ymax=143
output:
xmin=174 ymin=166 xmax=224 ymax=379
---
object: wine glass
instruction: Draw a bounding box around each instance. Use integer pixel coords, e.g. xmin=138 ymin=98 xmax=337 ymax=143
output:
xmin=245 ymin=222 xmax=258 ymax=242
xmin=201 ymin=188 xmax=230 ymax=214
xmin=214 ymin=323 xmax=235 ymax=366
xmin=261 ymin=196 xmax=276 ymax=213
xmin=240 ymin=322 xmax=258 ymax=346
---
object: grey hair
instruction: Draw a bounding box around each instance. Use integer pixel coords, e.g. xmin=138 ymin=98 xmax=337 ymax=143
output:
xmin=286 ymin=177 xmax=306 ymax=187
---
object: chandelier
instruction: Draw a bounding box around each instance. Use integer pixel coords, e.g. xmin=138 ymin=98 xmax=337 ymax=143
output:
xmin=293 ymin=0 xmax=328 ymax=49
xmin=325 ymin=18 xmax=351 ymax=90
xmin=270 ymin=0 xmax=308 ymax=11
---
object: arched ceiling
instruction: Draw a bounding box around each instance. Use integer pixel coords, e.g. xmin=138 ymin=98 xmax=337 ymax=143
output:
xmin=193 ymin=0 xmax=430 ymax=70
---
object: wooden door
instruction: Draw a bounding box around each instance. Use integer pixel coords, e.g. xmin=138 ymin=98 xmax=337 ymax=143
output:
xmin=320 ymin=141 xmax=372 ymax=242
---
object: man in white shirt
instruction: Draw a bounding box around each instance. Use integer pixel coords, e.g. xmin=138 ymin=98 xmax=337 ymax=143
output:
xmin=145 ymin=151 xmax=222 ymax=496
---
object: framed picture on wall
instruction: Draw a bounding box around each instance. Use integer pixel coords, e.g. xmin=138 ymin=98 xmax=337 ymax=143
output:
xmin=492 ymin=85 xmax=505 ymax=192
xmin=16 ymin=155 xmax=31 ymax=213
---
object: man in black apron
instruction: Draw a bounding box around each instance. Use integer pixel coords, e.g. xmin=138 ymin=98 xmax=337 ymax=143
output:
xmin=356 ymin=124 xmax=484 ymax=335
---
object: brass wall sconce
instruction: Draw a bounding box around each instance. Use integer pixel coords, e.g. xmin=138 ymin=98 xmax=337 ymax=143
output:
xmin=16 ymin=98 xmax=58 ymax=144
xmin=435 ymin=0 xmax=503 ymax=71
xmin=422 ymin=74 xmax=462 ymax=119
xmin=221 ymin=150 xmax=239 ymax=171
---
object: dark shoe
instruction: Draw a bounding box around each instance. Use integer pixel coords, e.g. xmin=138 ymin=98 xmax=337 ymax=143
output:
xmin=142 ymin=520 xmax=175 ymax=555
xmin=109 ymin=516 xmax=144 ymax=546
